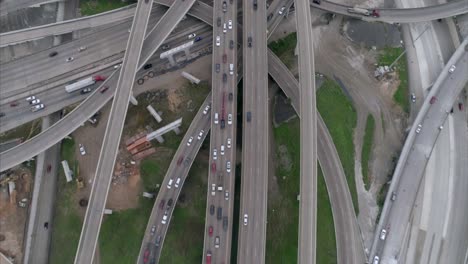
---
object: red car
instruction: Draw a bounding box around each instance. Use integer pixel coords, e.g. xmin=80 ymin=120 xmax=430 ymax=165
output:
xmin=47 ymin=164 xmax=51 ymax=173
xmin=177 ymin=155 xmax=184 ymax=165
xmin=211 ymin=162 xmax=216 ymax=173
xmin=159 ymin=199 xmax=165 ymax=210
xmin=459 ymin=102 xmax=464 ymax=111
xmin=222 ymin=54 xmax=227 ymax=64
xmin=371 ymin=9 xmax=380 ymax=18
xmin=100 ymin=86 xmax=109 ymax=93
xmin=206 ymin=251 xmax=212 ymax=264
xmin=10 ymin=102 xmax=18 ymax=107
xmin=143 ymin=249 xmax=150 ymax=263
xmin=430 ymin=96 xmax=437 ymax=104
xmin=208 ymin=226 xmax=213 ymax=237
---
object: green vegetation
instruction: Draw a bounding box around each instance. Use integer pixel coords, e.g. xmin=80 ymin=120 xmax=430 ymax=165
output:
xmin=378 ymin=47 xmax=409 ymax=113
xmin=317 ymin=79 xmax=359 ymax=214
xmin=268 ymin=32 xmax=297 ymax=70
xmin=317 ymin=166 xmax=337 ymax=264
xmin=50 ymin=138 xmax=82 ymax=264
xmin=0 ymin=120 xmax=41 ymax=143
xmin=80 ymin=0 xmax=133 ymax=16
xmin=140 ymin=159 xmax=167 ymax=192
xmin=159 ymin=154 xmax=208 ymax=263
xmin=266 ymin=118 xmax=337 ymax=264
xmin=361 ymin=114 xmax=375 ymax=190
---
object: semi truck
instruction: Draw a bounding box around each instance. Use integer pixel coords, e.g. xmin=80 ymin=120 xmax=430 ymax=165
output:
xmin=65 ymin=75 xmax=106 ymax=93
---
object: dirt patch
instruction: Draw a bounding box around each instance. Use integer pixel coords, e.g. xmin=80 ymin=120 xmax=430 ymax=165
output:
xmin=167 ymin=87 xmax=184 ymax=113
xmin=277 ymin=145 xmax=292 ymax=173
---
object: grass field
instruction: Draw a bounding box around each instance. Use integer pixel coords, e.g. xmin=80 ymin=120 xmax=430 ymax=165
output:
xmin=317 ymin=79 xmax=359 ymax=214
xmin=266 ymin=118 xmax=337 ymax=264
xmin=378 ymin=47 xmax=409 ymax=113
xmin=361 ymin=114 xmax=375 ymax=190
xmin=268 ymin=32 xmax=297 ymax=70
xmin=80 ymin=0 xmax=133 ymax=16
xmin=50 ymin=138 xmax=82 ymax=264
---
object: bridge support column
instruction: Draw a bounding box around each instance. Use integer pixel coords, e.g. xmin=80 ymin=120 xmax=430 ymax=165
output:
xmin=129 ymin=94 xmax=138 ymax=106
xmin=173 ymin=127 xmax=181 ymax=135
xmin=168 ymin=55 xmax=176 ymax=66
xmin=155 ymin=135 xmax=164 ymax=143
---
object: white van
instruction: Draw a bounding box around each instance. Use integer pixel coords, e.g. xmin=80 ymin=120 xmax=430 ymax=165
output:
xmin=214 ymin=113 xmax=219 ymax=124
xmin=167 ymin=178 xmax=173 ymax=189
xmin=175 ymin=178 xmax=181 ymax=188
xmin=229 ymin=63 xmax=234 ymax=75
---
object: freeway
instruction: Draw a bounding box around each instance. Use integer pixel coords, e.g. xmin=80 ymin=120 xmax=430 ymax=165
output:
xmin=136 ymin=94 xmax=212 ymax=264
xmin=294 ymin=0 xmax=318 ymax=262
xmin=74 ymin=0 xmax=154 ymax=262
xmin=236 ymin=0 xmax=269 ymax=263
xmin=2 ymin=0 xmax=466 ymax=47
xmin=201 ymin=0 xmax=239 ymax=262
xmin=370 ymin=40 xmax=468 ymax=263
xmin=0 ymin=0 xmax=57 ymax=17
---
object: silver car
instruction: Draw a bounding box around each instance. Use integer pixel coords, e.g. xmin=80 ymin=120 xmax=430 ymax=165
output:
xmin=31 ymin=103 xmax=44 ymax=112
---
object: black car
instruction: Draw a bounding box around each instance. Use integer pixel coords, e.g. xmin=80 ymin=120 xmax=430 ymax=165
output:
xmin=223 ymin=217 xmax=228 ymax=231
xmin=217 ymin=17 xmax=222 ymax=27
xmin=80 ymin=87 xmax=92 ymax=94
xmin=229 ymin=40 xmax=234 ymax=50
xmin=253 ymin=0 xmax=257 ymax=10
xmin=220 ymin=119 xmax=225 ymax=129
xmin=167 ymin=198 xmax=173 ymax=209
xmin=49 ymin=51 xmax=58 ymax=57
xmin=267 ymin=13 xmax=273 ymax=21
xmin=217 ymin=207 xmax=222 ymax=220
xmin=247 ymin=111 xmax=252 ymax=122
xmin=248 ymin=36 xmax=253 ymax=47
xmin=216 ymin=63 xmax=220 ymax=73
xmin=312 ymin=0 xmax=321 ymax=4
xmin=0 ymin=112 xmax=5 ymax=118
xmin=162 ymin=44 xmax=170 ymax=50
xmin=143 ymin=63 xmax=153 ymax=70
xmin=155 ymin=235 xmax=162 ymax=247
xmin=223 ymin=73 xmax=227 ymax=83
xmin=210 ymin=205 xmax=215 ymax=215
xmin=228 ymin=92 xmax=233 ymax=101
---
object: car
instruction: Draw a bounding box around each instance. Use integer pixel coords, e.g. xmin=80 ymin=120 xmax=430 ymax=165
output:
xmin=26 ymin=96 xmax=36 ymax=102
xmin=220 ymin=145 xmax=225 ymax=155
xmin=227 ymin=138 xmax=232 ymax=148
xmin=151 ymin=225 xmax=156 ymax=235
xmin=143 ymin=249 xmax=150 ymax=263
xmin=217 ymin=207 xmax=222 ymax=220
xmin=113 ymin=64 xmax=121 ymax=69
xmin=459 ymin=102 xmax=464 ymax=111
xmin=188 ymin=33 xmax=196 ymax=39
xmin=217 ymin=185 xmax=223 ymax=193
xmin=223 ymin=54 xmax=227 ymax=63
xmin=215 ymin=236 xmax=220 ymax=248
xmin=217 ymin=17 xmax=222 ymax=27
xmin=213 ymin=149 xmax=218 ymax=160
xmin=177 ymin=155 xmax=184 ymax=165
xmin=228 ymin=20 xmax=232 ymax=29
xmin=278 ymin=6 xmax=286 ymax=15
xmin=167 ymin=178 xmax=173 ymax=189
xmin=162 ymin=44 xmax=170 ymax=50
xmin=448 ymin=65 xmax=456 ymax=73
xmin=31 ymin=104 xmax=45 ymax=112
xmin=220 ymin=119 xmax=225 ymax=129
xmin=197 ymin=130 xmax=205 ymax=140
xmin=371 ymin=9 xmax=380 ymax=17
xmin=313 ymin=0 xmax=321 ymax=4
xmin=253 ymin=0 xmax=257 ymax=9
xmin=210 ymin=205 xmax=215 ymax=215
xmin=267 ymin=13 xmax=273 ymax=21
xmin=184 ymin=157 xmax=191 ymax=166
xmin=214 ymin=113 xmax=219 ymax=124
xmin=410 ymin=93 xmax=416 ymax=103
xmin=226 ymin=161 xmax=231 ymax=173
xmin=215 ymin=63 xmax=220 ymax=73
xmin=194 ymin=36 xmax=202 ymax=42
xmin=211 ymin=162 xmax=216 ymax=173
xmin=66 ymin=57 xmax=74 ymax=62
xmin=225 ymin=190 xmax=229 ymax=200
xmin=248 ymin=36 xmax=252 ymax=47
xmin=229 ymin=40 xmax=234 ymax=49
xmin=78 ymin=46 xmax=87 ymax=52
xmin=0 ymin=112 xmax=5 ymax=118
xmin=144 ymin=63 xmax=153 ymax=70
xmin=78 ymin=144 xmax=86 ymax=156
xmin=430 ymin=96 xmax=437 ymax=104
xmin=223 ymin=73 xmax=227 ymax=83
xmin=216 ymin=36 xmax=221 ymax=46
xmin=187 ymin=136 xmax=194 ymax=146
xmin=159 ymin=199 xmax=165 ymax=210
xmin=10 ymin=101 xmax=18 ymax=107
xmin=206 ymin=251 xmax=212 ymax=264
xmin=204 ymin=104 xmax=212 ymax=115
xmin=228 ymin=92 xmax=233 ymax=101
xmin=391 ymin=192 xmax=397 ymax=201
xmin=223 ymin=23 xmax=227 ymax=33
xmin=208 ymin=226 xmax=213 ymax=236
xmin=222 ymin=1 xmax=227 ymax=12
xmin=380 ymin=229 xmax=387 ymax=240
xmin=155 ymin=235 xmax=162 ymax=247
xmin=211 ymin=184 xmax=216 ymax=196
xmin=243 ymin=214 xmax=248 ymax=225
xmin=438 ymin=125 xmax=444 ymax=130
xmin=229 ymin=63 xmax=234 ymax=75
xmin=175 ymin=177 xmax=181 ymax=188
xmin=49 ymin=51 xmax=58 ymax=57
xmin=30 ymin=99 xmax=41 ymax=105
xmin=80 ymin=87 xmax=92 ymax=94
xmin=161 ymin=212 xmax=168 ymax=224
xmin=166 ymin=198 xmax=173 ymax=208
xmin=415 ymin=124 xmax=422 ymax=134
xmin=47 ymin=164 xmax=52 ymax=173
xmin=223 ymin=217 xmax=228 ymax=231
xmin=373 ymin=256 xmax=379 ymax=264
xmin=100 ymin=86 xmax=109 ymax=93
xmin=227 ymin=114 xmax=232 ymax=125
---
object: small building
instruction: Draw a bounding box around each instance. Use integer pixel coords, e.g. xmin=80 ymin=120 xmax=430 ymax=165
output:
xmin=61 ymin=160 xmax=73 ymax=182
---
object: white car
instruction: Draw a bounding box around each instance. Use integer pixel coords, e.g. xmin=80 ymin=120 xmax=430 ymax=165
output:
xmin=228 ymin=20 xmax=232 ymax=29
xmin=225 ymin=190 xmax=229 ymax=200
xmin=187 ymin=136 xmax=194 ymax=146
xmin=415 ymin=124 xmax=422 ymax=134
xmin=188 ymin=33 xmax=196 ymax=39
xmin=66 ymin=57 xmax=74 ymax=62
xmin=216 ymin=36 xmax=221 ymax=47
xmin=227 ymin=114 xmax=232 ymax=125
xmin=227 ymin=138 xmax=232 ymax=149
xmin=197 ymin=130 xmax=205 ymax=140
xmin=78 ymin=144 xmax=86 ymax=156
xmin=220 ymin=145 xmax=225 ymax=155
xmin=203 ymin=104 xmax=211 ymax=115
xmin=211 ymin=183 xmax=216 ymax=196
xmin=373 ymin=256 xmax=379 ymax=264
xmin=78 ymin=46 xmax=87 ymax=52
xmin=213 ymin=149 xmax=218 ymax=160
xmin=30 ymin=99 xmax=41 ymax=105
xmin=26 ymin=95 xmax=36 ymax=102
xmin=380 ymin=229 xmax=387 ymax=240
xmin=31 ymin=104 xmax=45 ymax=112
xmin=223 ymin=23 xmax=227 ymax=33
xmin=151 ymin=225 xmax=156 ymax=235
xmin=214 ymin=113 xmax=219 ymax=124
xmin=114 ymin=64 xmax=122 ymax=69
xmin=226 ymin=161 xmax=231 ymax=173
xmin=448 ymin=65 xmax=456 ymax=73
xmin=243 ymin=214 xmax=248 ymax=226
xmin=161 ymin=213 xmax=168 ymax=224
xmin=278 ymin=6 xmax=286 ymax=15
